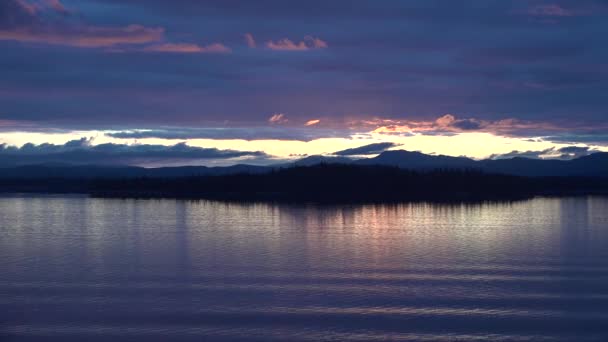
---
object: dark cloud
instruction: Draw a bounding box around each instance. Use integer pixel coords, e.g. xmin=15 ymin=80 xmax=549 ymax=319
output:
xmin=450 ymin=119 xmax=483 ymax=131
xmin=555 ymin=146 xmax=599 ymax=159
xmin=490 ymin=146 xmax=600 ymax=160
xmin=0 ymin=138 xmax=270 ymax=167
xmin=333 ymin=142 xmax=400 ymax=156
xmin=490 ymin=149 xmax=553 ymax=160
xmin=544 ymin=134 xmax=608 ymax=145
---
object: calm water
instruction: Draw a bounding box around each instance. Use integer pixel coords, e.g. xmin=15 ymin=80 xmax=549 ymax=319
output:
xmin=1 ymin=196 xmax=608 ymax=341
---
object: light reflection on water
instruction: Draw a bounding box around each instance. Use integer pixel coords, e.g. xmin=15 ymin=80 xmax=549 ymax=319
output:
xmin=1 ymin=196 xmax=608 ymax=341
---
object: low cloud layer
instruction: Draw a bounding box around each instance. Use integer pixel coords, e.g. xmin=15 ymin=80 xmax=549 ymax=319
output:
xmin=106 ymin=126 xmax=353 ymax=142
xmin=0 ymin=138 xmax=269 ymax=167
xmin=490 ymin=146 xmax=600 ymax=160
xmin=333 ymin=142 xmax=400 ymax=156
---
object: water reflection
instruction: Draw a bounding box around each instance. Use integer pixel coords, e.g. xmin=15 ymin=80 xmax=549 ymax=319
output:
xmin=1 ymin=196 xmax=608 ymax=341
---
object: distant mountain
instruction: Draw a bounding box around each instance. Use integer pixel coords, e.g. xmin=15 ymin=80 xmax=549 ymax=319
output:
xmin=0 ymin=164 xmax=270 ymax=179
xmin=0 ymin=151 xmax=606 ymax=180
xmin=360 ymin=150 xmax=608 ymax=177
xmin=291 ymin=155 xmax=353 ymax=167
xmin=355 ymin=150 xmax=476 ymax=169
xmin=480 ymin=153 xmax=608 ymax=177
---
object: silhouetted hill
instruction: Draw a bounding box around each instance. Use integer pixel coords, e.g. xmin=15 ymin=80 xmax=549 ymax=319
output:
xmin=86 ymin=164 xmax=608 ymax=201
xmin=1 ymin=163 xmax=607 ymax=201
xmin=291 ymin=155 xmax=353 ymax=167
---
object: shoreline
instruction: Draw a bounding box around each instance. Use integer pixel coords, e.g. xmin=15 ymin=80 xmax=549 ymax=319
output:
xmin=2 ymin=189 xmax=608 ymax=205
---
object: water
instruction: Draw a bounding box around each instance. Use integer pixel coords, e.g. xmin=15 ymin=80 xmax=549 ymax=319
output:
xmin=1 ymin=196 xmax=608 ymax=341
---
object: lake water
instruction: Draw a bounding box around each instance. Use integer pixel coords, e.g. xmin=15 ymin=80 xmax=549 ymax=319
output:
xmin=1 ymin=196 xmax=608 ymax=341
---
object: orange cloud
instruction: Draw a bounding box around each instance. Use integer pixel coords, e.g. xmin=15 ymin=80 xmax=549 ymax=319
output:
xmin=305 ymin=119 xmax=321 ymax=126
xmin=307 ymin=36 xmax=328 ymax=48
xmin=144 ymin=42 xmax=231 ymax=53
xmin=266 ymin=36 xmax=328 ymax=51
xmin=435 ymin=114 xmax=456 ymax=127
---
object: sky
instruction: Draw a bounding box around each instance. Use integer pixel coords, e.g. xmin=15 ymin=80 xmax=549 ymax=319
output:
xmin=1 ymin=0 xmax=607 ymax=166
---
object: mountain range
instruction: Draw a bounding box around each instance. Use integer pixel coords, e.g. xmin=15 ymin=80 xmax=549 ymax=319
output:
xmin=0 ymin=150 xmax=606 ymax=179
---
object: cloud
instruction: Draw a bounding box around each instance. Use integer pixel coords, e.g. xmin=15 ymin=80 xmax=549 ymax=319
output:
xmin=451 ymin=118 xmax=483 ymax=130
xmin=0 ymin=138 xmax=269 ymax=167
xmin=359 ymin=114 xmax=576 ymax=138
xmin=105 ymin=126 xmax=353 ymax=142
xmin=543 ymin=134 xmax=608 ymax=146
xmin=268 ymin=113 xmax=288 ymax=124
xmin=46 ymin=0 xmax=69 ymax=14
xmin=266 ymin=36 xmax=328 ymax=51
xmin=305 ymin=119 xmax=320 ymax=126
xmin=14 ymin=0 xmax=38 ymax=15
xmin=434 ymin=114 xmax=482 ymax=131
xmin=0 ymin=0 xmax=164 ymax=47
xmin=333 ymin=142 xmax=400 ymax=156
xmin=527 ymin=4 xmax=576 ymax=17
xmin=490 ymin=146 xmax=600 ymax=160
xmin=143 ymin=42 xmax=231 ymax=53
xmin=14 ymin=0 xmax=69 ymax=15
xmin=244 ymin=32 xmax=256 ymax=48
xmin=2 ymin=0 xmax=608 ymax=144
xmin=0 ymin=25 xmax=165 ymax=47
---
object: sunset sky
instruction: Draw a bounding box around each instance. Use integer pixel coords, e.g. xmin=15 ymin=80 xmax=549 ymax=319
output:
xmin=1 ymin=0 xmax=607 ymax=166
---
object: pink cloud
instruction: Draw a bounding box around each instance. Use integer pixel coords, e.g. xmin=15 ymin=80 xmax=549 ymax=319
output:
xmin=0 ymin=24 xmax=165 ymax=47
xmin=144 ymin=42 xmax=231 ymax=54
xmin=307 ymin=36 xmax=328 ymax=48
xmin=45 ymin=0 xmax=69 ymax=14
xmin=266 ymin=38 xmax=308 ymax=51
xmin=269 ymin=113 xmax=288 ymax=124
xmin=266 ymin=36 xmax=328 ymax=51
xmin=3 ymin=1 xmax=231 ymax=51
xmin=15 ymin=0 xmax=38 ymax=14
xmin=244 ymin=33 xmax=256 ymax=48
xmin=435 ymin=114 xmax=456 ymax=127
